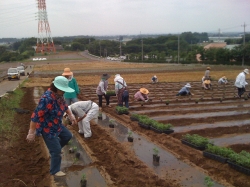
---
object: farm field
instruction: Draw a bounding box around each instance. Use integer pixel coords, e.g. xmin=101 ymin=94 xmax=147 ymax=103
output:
xmin=1 ymin=52 xmax=250 ymax=187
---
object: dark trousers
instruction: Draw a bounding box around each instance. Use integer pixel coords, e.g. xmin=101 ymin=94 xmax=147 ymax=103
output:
xmin=97 ymin=94 xmax=110 ymax=107
xmin=176 ymin=91 xmax=189 ymax=96
xmin=237 ymin=87 xmax=245 ymax=97
xmin=118 ymin=95 xmax=129 ymax=108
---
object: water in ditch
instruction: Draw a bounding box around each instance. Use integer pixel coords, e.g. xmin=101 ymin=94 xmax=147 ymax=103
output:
xmin=33 ymin=87 xmax=107 ymax=187
xmin=96 ymin=113 xmax=225 ymax=187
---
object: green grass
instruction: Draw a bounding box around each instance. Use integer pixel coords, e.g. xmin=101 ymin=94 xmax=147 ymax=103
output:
xmin=0 ymin=88 xmax=25 ymax=145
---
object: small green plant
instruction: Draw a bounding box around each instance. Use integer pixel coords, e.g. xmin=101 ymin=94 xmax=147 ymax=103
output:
xmin=73 ymin=146 xmax=77 ymax=151
xmin=81 ymin=173 xmax=86 ymax=181
xmin=204 ymin=176 xmax=214 ymax=187
xmin=73 ymin=157 xmax=79 ymax=164
xmin=228 ymin=150 xmax=250 ymax=168
xmin=128 ymin=131 xmax=133 ymax=137
xmin=109 ymin=119 xmax=114 ymax=124
xmin=165 ymin=100 xmax=169 ymax=105
xmin=195 ymin=99 xmax=199 ymax=103
xmin=68 ymin=140 xmax=73 ymax=145
xmin=138 ymin=118 xmax=155 ymax=127
xmin=153 ymin=147 xmax=159 ymax=155
xmin=115 ymin=106 xmax=129 ymax=113
xmin=206 ymin=144 xmax=234 ymax=158
xmin=183 ymin=134 xmax=212 ymax=147
xmin=106 ymin=90 xmax=116 ymax=96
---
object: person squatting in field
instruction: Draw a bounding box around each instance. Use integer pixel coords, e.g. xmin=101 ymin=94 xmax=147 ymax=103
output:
xmin=68 ymin=100 xmax=99 ymax=139
xmin=26 ymin=76 xmax=77 ymax=177
xmin=134 ymin=88 xmax=149 ymax=102
xmin=176 ymin=83 xmax=194 ymax=96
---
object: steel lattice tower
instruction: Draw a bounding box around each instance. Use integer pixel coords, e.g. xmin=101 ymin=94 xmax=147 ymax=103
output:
xmin=36 ymin=0 xmax=55 ymax=53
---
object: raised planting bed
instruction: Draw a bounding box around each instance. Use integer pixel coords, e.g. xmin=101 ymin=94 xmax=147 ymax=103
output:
xmin=203 ymin=151 xmax=228 ymax=163
xmin=150 ymin=122 xmax=174 ymax=134
xmin=181 ymin=139 xmax=206 ymax=151
xmin=181 ymin=134 xmax=212 ymax=151
xmin=138 ymin=122 xmax=150 ymax=129
xmin=227 ymin=150 xmax=250 ymax=175
xmin=203 ymin=144 xmax=234 ymax=163
xmin=227 ymin=161 xmax=250 ymax=175
xmin=115 ymin=106 xmax=129 ymax=115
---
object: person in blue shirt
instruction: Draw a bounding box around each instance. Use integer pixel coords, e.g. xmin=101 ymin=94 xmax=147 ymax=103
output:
xmin=176 ymin=83 xmax=194 ymax=96
xmin=151 ymin=75 xmax=158 ymax=83
xmin=62 ymin=68 xmax=80 ymax=106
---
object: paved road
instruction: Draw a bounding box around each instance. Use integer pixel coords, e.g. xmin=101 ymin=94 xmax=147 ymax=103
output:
xmin=0 ymin=66 xmax=33 ymax=97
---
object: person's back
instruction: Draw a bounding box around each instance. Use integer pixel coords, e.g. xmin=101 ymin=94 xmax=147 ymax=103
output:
xmin=218 ymin=76 xmax=227 ymax=84
xmin=151 ymin=75 xmax=158 ymax=83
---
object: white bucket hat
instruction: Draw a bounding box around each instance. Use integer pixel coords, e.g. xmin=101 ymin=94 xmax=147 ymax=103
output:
xmin=53 ymin=76 xmax=75 ymax=92
xmin=244 ymin=69 xmax=249 ymax=74
xmin=185 ymin=83 xmax=191 ymax=88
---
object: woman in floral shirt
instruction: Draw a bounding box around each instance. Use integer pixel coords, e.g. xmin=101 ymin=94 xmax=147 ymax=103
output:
xmin=26 ymin=76 xmax=77 ymax=177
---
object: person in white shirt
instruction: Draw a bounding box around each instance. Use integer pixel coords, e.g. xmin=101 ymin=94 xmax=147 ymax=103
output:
xmin=235 ymin=69 xmax=249 ymax=98
xmin=218 ymin=76 xmax=228 ymax=85
xmin=68 ymin=101 xmax=99 ymax=139
xmin=114 ymin=74 xmax=129 ymax=108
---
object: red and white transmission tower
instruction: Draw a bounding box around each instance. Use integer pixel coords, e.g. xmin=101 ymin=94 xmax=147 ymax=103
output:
xmin=36 ymin=0 xmax=56 ymax=53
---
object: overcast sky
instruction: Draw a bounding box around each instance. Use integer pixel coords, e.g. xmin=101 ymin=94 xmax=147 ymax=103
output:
xmin=1 ymin=0 xmax=249 ymax=38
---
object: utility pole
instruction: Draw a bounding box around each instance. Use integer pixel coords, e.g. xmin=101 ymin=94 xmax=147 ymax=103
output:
xmin=242 ymin=22 xmax=247 ymax=66
xmin=141 ymin=32 xmax=143 ymax=62
xmin=99 ymin=41 xmax=101 ymax=57
xmin=120 ymin=40 xmax=122 ymax=57
xmin=178 ymin=34 xmax=180 ymax=64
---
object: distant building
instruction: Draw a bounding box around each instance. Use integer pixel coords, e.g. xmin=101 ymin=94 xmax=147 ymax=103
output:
xmin=204 ymin=43 xmax=227 ymax=50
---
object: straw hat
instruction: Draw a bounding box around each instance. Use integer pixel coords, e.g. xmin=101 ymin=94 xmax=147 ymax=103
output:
xmin=244 ymin=69 xmax=249 ymax=74
xmin=207 ymin=67 xmax=211 ymax=70
xmin=53 ymin=76 xmax=74 ymax=92
xmin=62 ymin=68 xmax=73 ymax=76
xmin=222 ymin=76 xmax=227 ymax=79
xmin=101 ymin=73 xmax=111 ymax=80
xmin=140 ymin=88 xmax=149 ymax=94
xmin=185 ymin=83 xmax=191 ymax=88
xmin=154 ymin=75 xmax=157 ymax=78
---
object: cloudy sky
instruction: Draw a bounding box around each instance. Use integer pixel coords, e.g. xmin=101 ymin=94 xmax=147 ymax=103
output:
xmin=1 ymin=0 xmax=249 ymax=38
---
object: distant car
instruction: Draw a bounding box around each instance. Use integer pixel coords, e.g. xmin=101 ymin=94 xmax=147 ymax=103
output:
xmin=7 ymin=68 xmax=20 ymax=80
xmin=17 ymin=66 xmax=25 ymax=76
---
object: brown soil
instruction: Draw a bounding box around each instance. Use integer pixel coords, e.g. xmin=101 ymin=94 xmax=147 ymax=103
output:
xmin=1 ymin=52 xmax=250 ymax=187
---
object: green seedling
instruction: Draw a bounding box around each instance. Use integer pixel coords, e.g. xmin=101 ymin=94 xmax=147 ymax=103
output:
xmin=73 ymin=146 xmax=77 ymax=151
xmin=128 ymin=131 xmax=133 ymax=137
xmin=73 ymin=157 xmax=79 ymax=164
xmin=153 ymin=147 xmax=159 ymax=156
xmin=81 ymin=173 xmax=86 ymax=181
xmin=68 ymin=140 xmax=73 ymax=145
xmin=204 ymin=176 xmax=214 ymax=187
xmin=109 ymin=119 xmax=114 ymax=124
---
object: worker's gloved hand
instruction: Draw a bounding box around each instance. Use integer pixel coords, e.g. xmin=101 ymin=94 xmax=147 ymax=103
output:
xmin=26 ymin=129 xmax=36 ymax=142
xmin=144 ymin=99 xmax=148 ymax=102
xmin=68 ymin=114 xmax=77 ymax=125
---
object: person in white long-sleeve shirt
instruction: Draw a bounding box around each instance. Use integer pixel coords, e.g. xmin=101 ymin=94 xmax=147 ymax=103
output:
xmin=68 ymin=101 xmax=99 ymax=139
xmin=235 ymin=69 xmax=249 ymax=98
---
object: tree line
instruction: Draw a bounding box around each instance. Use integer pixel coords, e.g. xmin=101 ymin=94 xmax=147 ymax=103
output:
xmin=1 ymin=32 xmax=250 ymax=64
